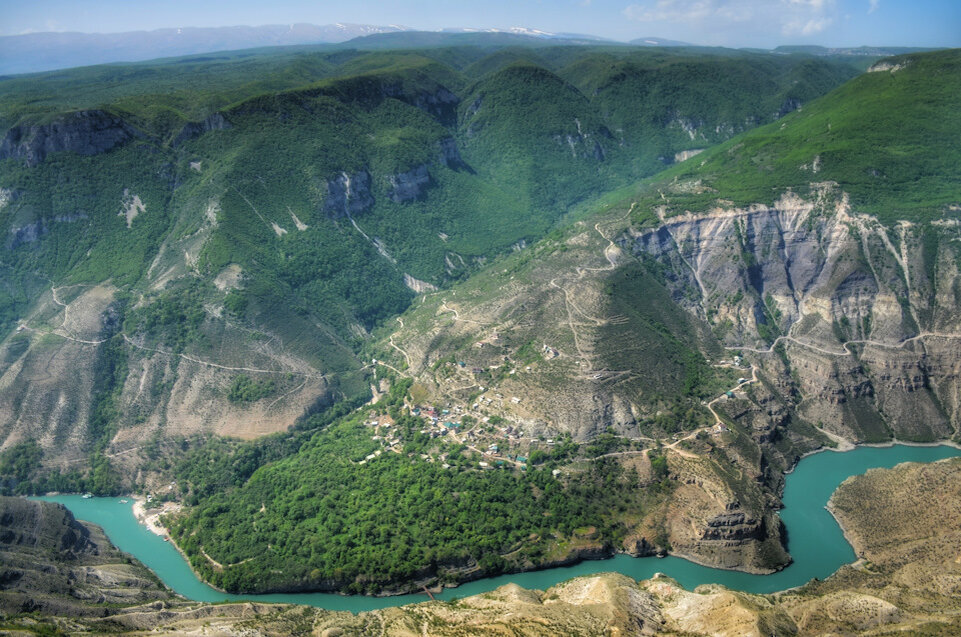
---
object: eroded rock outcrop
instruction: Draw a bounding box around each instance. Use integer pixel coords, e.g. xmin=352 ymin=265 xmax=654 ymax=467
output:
xmin=6 ymin=213 xmax=88 ymax=249
xmin=386 ymin=84 xmax=460 ymax=126
xmin=437 ymin=136 xmax=467 ymax=169
xmin=322 ymin=170 xmax=374 ymax=218
xmin=552 ymin=118 xmax=610 ymax=161
xmin=171 ymin=112 xmax=231 ymax=146
xmin=625 ymin=188 xmax=961 ymax=442
xmin=386 ymin=164 xmax=430 ymax=203
xmin=0 ymin=110 xmax=142 ymax=165
xmin=0 ymin=497 xmax=169 ymax=616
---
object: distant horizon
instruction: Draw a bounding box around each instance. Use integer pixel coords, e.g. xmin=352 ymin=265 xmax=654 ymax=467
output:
xmin=2 ymin=1 xmax=959 ymax=49
xmin=0 ymin=22 xmax=949 ymax=52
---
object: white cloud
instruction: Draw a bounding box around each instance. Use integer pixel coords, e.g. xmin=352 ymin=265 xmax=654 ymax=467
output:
xmin=868 ymin=0 xmax=880 ymax=14
xmin=782 ymin=15 xmax=834 ymax=35
xmin=622 ymin=0 xmax=838 ymax=40
xmin=624 ymin=0 xmax=719 ymax=23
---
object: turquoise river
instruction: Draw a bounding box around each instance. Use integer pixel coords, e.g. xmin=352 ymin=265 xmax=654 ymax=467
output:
xmin=38 ymin=443 xmax=961 ymax=613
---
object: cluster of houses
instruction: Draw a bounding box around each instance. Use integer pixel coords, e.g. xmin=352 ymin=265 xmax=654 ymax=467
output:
xmin=360 ymin=397 xmax=555 ymax=471
xmin=717 ymin=355 xmax=745 ymax=368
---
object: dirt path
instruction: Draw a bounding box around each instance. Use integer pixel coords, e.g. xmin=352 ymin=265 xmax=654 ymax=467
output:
xmin=591 ymin=449 xmax=652 ymax=461
xmin=121 ymin=335 xmax=323 ymax=378
xmin=201 ymin=548 xmax=224 ymax=570
xmin=439 ymin=300 xmax=489 ymax=326
xmin=549 ymin=277 xmax=594 ymax=363
xmin=15 ymin=282 xmax=108 ymax=345
xmin=263 ymin=377 xmax=310 ymax=413
xmin=374 ymin=359 xmax=408 ymax=378
xmin=388 ymin=317 xmax=413 ymax=369
xmin=729 ymin=332 xmax=961 ymax=358
xmin=17 ymin=323 xmax=107 ymax=346
xmin=548 ymin=207 xmax=633 ymax=364
xmin=448 ymin=428 xmax=524 ymax=467
xmin=667 ymin=444 xmax=699 ymax=458
xmin=704 ymin=364 xmax=758 ymax=425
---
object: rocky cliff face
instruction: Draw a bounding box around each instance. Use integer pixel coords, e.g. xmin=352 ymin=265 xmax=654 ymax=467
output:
xmin=385 ymin=137 xmax=471 ymax=202
xmin=385 ymin=84 xmax=460 ymax=127
xmin=437 ymin=136 xmax=467 ymax=170
xmin=386 ymin=164 xmax=431 ymax=203
xmin=6 ymin=213 xmax=88 ymax=249
xmin=323 ymin=170 xmax=374 ymax=218
xmin=625 ymin=186 xmax=961 ymax=442
xmin=171 ymin=112 xmax=231 ymax=146
xmin=0 ymin=496 xmax=94 ymax=555
xmin=0 ymin=110 xmax=142 ymax=165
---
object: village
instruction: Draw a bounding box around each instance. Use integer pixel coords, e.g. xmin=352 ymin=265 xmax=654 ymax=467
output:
xmin=362 ymin=346 xmax=755 ymax=472
xmin=358 ymin=398 xmax=561 ymax=472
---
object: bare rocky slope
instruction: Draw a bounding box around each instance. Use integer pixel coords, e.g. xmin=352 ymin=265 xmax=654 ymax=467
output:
xmin=380 ymin=181 xmax=961 ymax=573
xmin=0 ymin=497 xmax=170 ymax=619
xmin=630 ymin=189 xmax=961 ymax=443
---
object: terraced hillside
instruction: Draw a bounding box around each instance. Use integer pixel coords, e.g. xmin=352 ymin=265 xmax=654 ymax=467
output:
xmin=361 ymin=47 xmax=961 ymax=581
xmin=0 ymin=40 xmax=859 ymax=484
xmin=383 ymin=48 xmax=961 ymax=447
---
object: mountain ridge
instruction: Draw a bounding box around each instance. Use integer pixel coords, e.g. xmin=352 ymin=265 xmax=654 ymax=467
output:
xmin=0 ymin=44 xmax=858 ymax=480
xmin=2 ymin=42 xmax=959 ymax=604
xmin=0 ymin=23 xmax=410 ymax=75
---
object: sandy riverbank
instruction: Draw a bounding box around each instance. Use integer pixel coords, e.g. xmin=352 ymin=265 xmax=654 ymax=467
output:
xmin=132 ymin=497 xmax=182 ymax=537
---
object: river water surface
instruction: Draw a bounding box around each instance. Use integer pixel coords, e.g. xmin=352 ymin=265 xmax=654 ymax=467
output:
xmin=38 ymin=443 xmax=961 ymax=612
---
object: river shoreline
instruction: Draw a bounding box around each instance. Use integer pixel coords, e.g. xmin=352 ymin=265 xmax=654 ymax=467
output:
xmin=784 ymin=436 xmax=961 ymax=474
xmin=131 ymin=496 xmax=180 ymax=538
xmin=825 ymin=493 xmax=862 ymax=561
xmin=820 ymin=451 xmax=961 ymax=560
xmin=98 ymin=441 xmax=961 ymax=601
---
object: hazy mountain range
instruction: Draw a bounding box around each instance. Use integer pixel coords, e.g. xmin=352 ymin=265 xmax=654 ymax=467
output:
xmin=0 ymin=24 xmax=612 ymax=75
xmin=0 ymin=23 xmax=414 ymax=75
xmin=1 ymin=21 xmax=930 ymax=76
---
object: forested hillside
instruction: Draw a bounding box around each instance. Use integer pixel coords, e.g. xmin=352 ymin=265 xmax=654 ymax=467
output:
xmin=0 ymin=38 xmax=860 ymax=482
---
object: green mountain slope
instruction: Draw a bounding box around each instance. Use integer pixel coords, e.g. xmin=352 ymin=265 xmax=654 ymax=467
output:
xmin=169 ymin=385 xmax=668 ymax=594
xmin=1 ymin=42 xmax=959 ymax=605
xmin=0 ymin=43 xmax=861 ymax=494
xmin=636 ymin=49 xmax=961 ymax=224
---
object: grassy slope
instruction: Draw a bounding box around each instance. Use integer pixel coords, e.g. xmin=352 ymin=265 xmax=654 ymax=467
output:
xmin=633 ymin=48 xmax=961 ymax=225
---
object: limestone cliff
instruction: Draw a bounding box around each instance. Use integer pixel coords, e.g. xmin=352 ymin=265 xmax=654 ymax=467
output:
xmin=323 ymin=170 xmax=374 ymax=218
xmin=0 ymin=110 xmax=142 ymax=165
xmin=171 ymin=112 xmax=232 ymax=146
xmin=625 ymin=186 xmax=961 ymax=442
xmin=386 ymin=164 xmax=431 ymax=203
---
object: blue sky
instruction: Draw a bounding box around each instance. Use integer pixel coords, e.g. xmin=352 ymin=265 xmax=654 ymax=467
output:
xmin=1 ymin=0 xmax=958 ymax=48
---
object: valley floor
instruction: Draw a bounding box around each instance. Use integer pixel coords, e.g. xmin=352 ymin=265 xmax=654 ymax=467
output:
xmin=6 ymin=456 xmax=961 ymax=635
